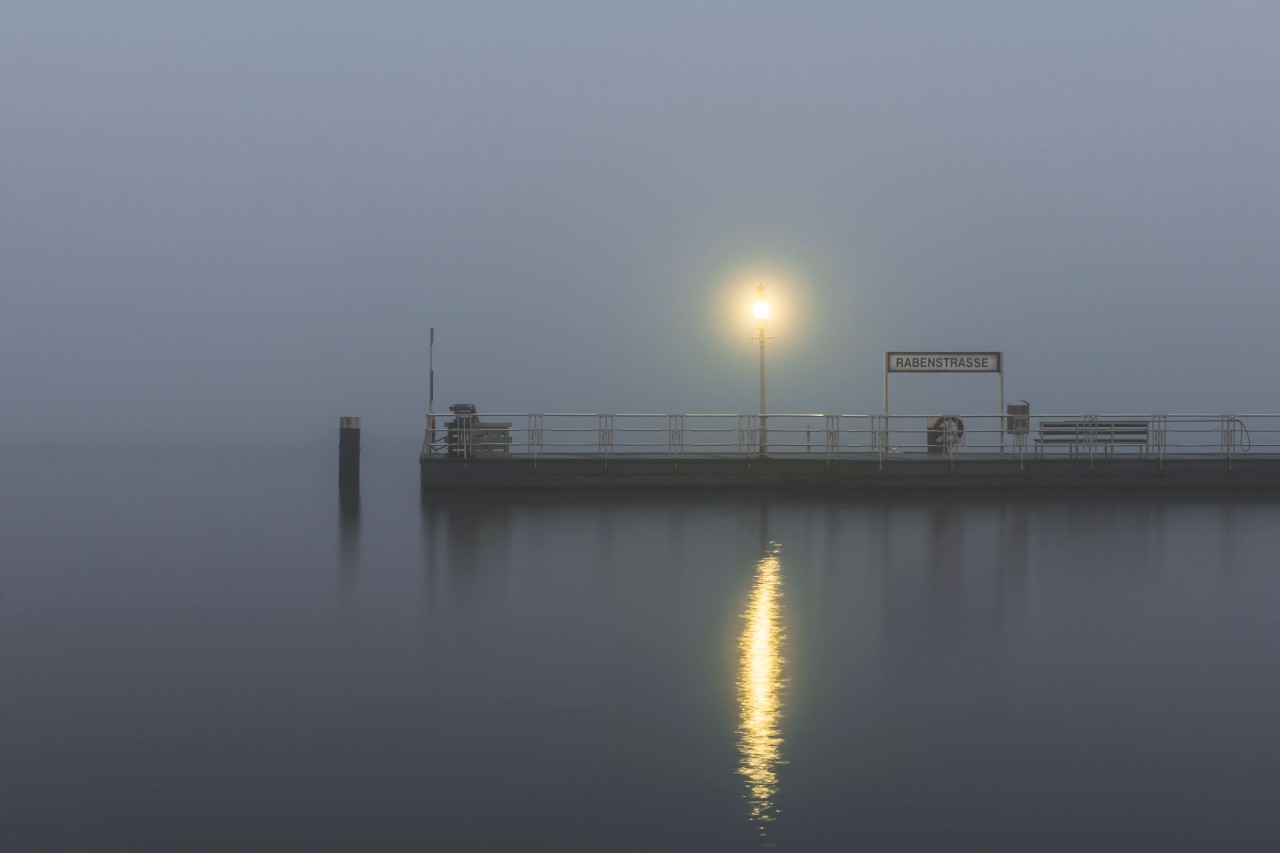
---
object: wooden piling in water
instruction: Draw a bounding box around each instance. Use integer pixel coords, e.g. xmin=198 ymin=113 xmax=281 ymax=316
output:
xmin=339 ymin=417 xmax=361 ymax=491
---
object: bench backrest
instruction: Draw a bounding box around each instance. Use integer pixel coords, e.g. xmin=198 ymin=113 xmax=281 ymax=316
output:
xmin=1039 ymin=420 xmax=1149 ymax=441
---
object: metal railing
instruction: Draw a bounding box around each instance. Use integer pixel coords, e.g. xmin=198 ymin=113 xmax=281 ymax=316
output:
xmin=421 ymin=412 xmax=1277 ymax=464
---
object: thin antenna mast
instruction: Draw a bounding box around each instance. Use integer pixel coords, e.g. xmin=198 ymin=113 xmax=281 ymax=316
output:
xmin=428 ymin=327 xmax=435 ymax=448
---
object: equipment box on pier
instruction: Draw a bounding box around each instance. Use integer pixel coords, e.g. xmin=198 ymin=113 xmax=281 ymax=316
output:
xmin=445 ymin=403 xmax=512 ymax=457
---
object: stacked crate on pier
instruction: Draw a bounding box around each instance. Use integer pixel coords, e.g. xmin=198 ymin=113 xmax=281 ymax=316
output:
xmin=446 ymin=403 xmax=512 ymax=457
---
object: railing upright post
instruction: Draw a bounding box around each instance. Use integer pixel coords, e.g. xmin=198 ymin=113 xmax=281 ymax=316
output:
xmin=529 ymin=414 xmax=543 ymax=465
xmin=1086 ymin=414 xmax=1095 ymax=469
xmin=598 ymin=414 xmax=615 ymax=460
xmin=737 ymin=414 xmax=759 ymax=459
xmin=668 ymin=414 xmax=685 ymax=460
xmin=1157 ymin=414 xmax=1165 ymax=470
xmin=1224 ymin=414 xmax=1233 ymax=470
xmin=878 ymin=414 xmax=885 ymax=470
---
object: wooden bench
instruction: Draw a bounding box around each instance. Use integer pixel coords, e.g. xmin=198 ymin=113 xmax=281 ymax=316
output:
xmin=1036 ymin=420 xmax=1149 ymax=457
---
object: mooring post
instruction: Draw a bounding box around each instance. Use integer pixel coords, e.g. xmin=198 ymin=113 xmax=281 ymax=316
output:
xmin=339 ymin=417 xmax=361 ymax=491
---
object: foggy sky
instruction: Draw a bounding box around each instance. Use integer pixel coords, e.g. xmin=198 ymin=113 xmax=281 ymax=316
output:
xmin=4 ymin=1 xmax=1279 ymax=449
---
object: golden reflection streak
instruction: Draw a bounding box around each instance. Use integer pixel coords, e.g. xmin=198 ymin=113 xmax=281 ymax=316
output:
xmin=737 ymin=543 xmax=786 ymax=835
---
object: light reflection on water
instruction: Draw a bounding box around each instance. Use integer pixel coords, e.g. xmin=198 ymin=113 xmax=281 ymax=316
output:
xmin=737 ymin=541 xmax=786 ymax=839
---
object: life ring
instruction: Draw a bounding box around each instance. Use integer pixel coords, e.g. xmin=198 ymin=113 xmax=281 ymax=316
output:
xmin=930 ymin=415 xmax=965 ymax=448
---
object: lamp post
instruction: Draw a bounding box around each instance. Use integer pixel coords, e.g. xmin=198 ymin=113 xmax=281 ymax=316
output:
xmin=751 ymin=283 xmax=772 ymax=456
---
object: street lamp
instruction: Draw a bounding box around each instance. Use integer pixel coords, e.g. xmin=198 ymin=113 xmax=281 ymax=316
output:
xmin=751 ymin=283 xmax=772 ymax=456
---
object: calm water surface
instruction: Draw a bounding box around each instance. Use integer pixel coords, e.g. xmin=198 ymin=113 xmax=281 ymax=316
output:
xmin=4 ymin=445 xmax=1280 ymax=850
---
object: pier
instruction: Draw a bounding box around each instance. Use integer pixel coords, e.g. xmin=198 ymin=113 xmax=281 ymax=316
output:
xmin=419 ymin=411 xmax=1280 ymax=494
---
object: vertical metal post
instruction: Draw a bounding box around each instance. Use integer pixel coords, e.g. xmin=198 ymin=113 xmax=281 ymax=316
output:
xmin=750 ymin=283 xmax=771 ymax=458
xmin=530 ymin=414 xmax=543 ymax=464
xmin=1157 ymin=414 xmax=1165 ymax=471
xmin=428 ymin=327 xmax=435 ymax=452
xmin=883 ymin=354 xmax=890 ymax=455
xmin=1087 ymin=414 xmax=1095 ymax=470
xmin=998 ymin=365 xmax=1005 ymax=457
xmin=759 ymin=332 xmax=767 ymax=456
xmin=1224 ymin=415 xmax=1234 ymax=470
xmin=877 ymin=415 xmax=884 ymax=470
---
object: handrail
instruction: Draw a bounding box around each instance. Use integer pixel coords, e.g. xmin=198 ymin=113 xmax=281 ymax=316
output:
xmin=421 ymin=412 xmax=1280 ymax=460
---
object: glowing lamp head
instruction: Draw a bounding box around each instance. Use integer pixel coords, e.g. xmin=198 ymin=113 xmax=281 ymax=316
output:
xmin=752 ymin=284 xmax=771 ymax=320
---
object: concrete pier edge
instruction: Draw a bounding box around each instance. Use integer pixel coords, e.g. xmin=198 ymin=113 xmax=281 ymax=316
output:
xmin=420 ymin=455 xmax=1280 ymax=495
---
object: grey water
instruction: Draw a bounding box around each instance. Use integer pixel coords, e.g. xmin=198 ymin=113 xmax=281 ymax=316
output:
xmin=5 ymin=446 xmax=1280 ymax=851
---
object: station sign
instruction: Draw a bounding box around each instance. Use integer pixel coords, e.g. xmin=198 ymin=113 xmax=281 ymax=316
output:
xmin=885 ymin=352 xmax=1002 ymax=373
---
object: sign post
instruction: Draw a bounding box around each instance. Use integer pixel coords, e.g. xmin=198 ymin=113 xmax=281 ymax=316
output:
xmin=884 ymin=352 xmax=1005 ymax=453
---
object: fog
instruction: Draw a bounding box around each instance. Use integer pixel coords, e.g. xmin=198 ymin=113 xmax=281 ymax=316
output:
xmin=4 ymin=1 xmax=1278 ymax=450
